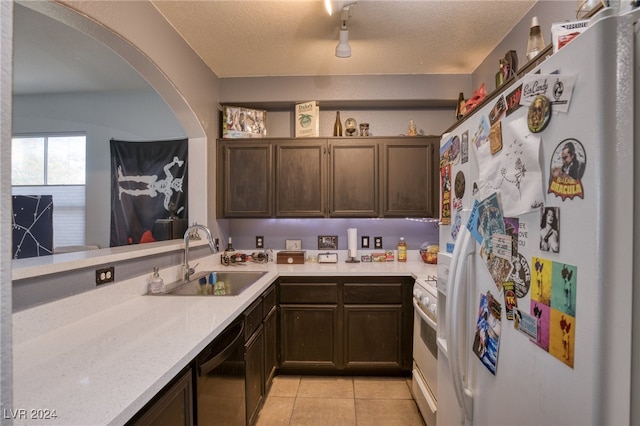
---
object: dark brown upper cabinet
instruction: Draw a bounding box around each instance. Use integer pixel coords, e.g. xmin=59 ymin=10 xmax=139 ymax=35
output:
xmin=218 ymin=137 xmax=438 ymax=219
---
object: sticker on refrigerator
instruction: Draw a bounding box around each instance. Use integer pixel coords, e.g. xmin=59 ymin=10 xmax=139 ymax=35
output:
xmin=540 ymin=206 xmax=560 ymax=253
xmin=505 ymin=84 xmax=523 ymax=116
xmin=451 ymin=207 xmax=462 ymax=241
xmin=472 ymin=115 xmax=491 ymax=148
xmin=440 ymin=134 xmax=460 ymax=165
xmin=514 ymin=308 xmax=537 ymax=340
xmin=503 ymin=281 xmax=518 ymax=320
xmin=440 ymin=164 xmax=451 ymax=225
xmin=530 ymin=258 xmax=577 ymax=368
xmin=520 ymin=74 xmax=577 ymax=113
xmin=548 ymin=138 xmax=586 ymax=200
xmin=504 ymin=217 xmax=519 ymax=257
xmin=461 ymin=130 xmax=469 ymax=164
xmin=489 ymin=121 xmax=503 ymax=154
xmin=510 ymin=253 xmax=531 ymax=298
xmin=473 ymin=292 xmax=502 ymax=375
xmin=489 ymin=95 xmax=507 ymax=125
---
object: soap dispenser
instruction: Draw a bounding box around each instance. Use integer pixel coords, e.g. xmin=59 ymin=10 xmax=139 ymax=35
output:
xmin=149 ymin=266 xmax=165 ymax=294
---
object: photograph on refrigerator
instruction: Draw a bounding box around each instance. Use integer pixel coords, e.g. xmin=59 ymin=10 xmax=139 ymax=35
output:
xmin=473 ymin=291 xmax=503 ymax=375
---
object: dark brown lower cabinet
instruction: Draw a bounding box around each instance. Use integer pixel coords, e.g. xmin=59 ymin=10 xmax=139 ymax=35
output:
xmin=277 ymin=277 xmax=413 ymax=374
xmin=126 ymin=366 xmax=194 ymax=426
xmin=343 ymin=305 xmax=403 ymax=369
xmin=263 ymin=305 xmax=278 ymax=392
xmin=280 ymin=305 xmax=339 ymax=369
xmin=245 ymin=324 xmax=264 ymax=425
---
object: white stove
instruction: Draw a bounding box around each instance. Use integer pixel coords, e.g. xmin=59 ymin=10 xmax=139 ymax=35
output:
xmin=412 ymin=275 xmax=438 ymax=426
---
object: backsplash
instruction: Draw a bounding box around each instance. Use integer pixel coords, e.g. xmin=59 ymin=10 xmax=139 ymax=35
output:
xmin=227 ymin=218 xmax=439 ymax=251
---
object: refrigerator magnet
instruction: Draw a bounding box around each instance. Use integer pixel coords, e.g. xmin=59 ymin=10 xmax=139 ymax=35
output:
xmin=461 ymin=131 xmax=469 ymax=164
xmin=527 ymin=95 xmax=551 ymax=133
xmin=454 ymin=171 xmax=466 ymax=199
xmin=548 ymin=138 xmax=586 ymax=200
xmin=489 ymin=121 xmax=503 ymax=154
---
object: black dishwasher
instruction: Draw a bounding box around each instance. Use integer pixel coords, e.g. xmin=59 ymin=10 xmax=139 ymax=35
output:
xmin=195 ymin=318 xmax=246 ymax=426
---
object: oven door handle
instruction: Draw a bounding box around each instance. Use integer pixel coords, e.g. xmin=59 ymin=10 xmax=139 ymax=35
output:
xmin=412 ymin=299 xmax=437 ymax=331
xmin=198 ymin=321 xmax=245 ymax=377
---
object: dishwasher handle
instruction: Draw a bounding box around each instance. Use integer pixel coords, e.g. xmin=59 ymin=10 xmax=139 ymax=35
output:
xmin=198 ymin=320 xmax=245 ymax=377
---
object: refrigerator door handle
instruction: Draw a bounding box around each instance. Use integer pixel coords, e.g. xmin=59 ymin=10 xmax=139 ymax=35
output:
xmin=447 ymin=227 xmax=475 ymax=425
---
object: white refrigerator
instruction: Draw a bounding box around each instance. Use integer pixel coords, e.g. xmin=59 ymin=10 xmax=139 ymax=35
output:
xmin=436 ymin=8 xmax=637 ymax=426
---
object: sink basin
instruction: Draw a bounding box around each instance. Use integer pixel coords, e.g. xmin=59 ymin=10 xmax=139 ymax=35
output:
xmin=153 ymin=270 xmax=268 ymax=296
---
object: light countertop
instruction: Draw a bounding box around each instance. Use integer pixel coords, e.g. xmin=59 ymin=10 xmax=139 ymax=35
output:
xmin=12 ymin=253 xmax=437 ymax=426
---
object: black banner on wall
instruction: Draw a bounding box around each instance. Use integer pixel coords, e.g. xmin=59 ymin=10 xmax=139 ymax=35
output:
xmin=110 ymin=138 xmax=188 ymax=247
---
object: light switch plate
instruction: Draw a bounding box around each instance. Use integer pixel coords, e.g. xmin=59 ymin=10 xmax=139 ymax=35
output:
xmin=286 ymin=239 xmax=302 ymax=250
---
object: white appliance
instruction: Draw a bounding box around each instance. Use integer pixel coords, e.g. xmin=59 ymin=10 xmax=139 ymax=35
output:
xmin=437 ymin=8 xmax=637 ymax=426
xmin=412 ymin=275 xmax=439 ymax=426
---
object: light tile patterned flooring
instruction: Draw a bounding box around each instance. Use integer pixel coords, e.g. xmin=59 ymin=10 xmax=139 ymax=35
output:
xmin=255 ymin=376 xmax=425 ymax=426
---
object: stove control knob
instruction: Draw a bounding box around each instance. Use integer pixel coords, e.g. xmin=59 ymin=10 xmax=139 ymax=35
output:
xmin=421 ymin=296 xmax=430 ymax=307
xmin=414 ymin=289 xmax=423 ymax=299
xmin=428 ymin=303 xmax=437 ymax=314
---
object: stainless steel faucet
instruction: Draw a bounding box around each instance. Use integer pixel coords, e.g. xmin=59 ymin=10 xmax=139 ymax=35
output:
xmin=183 ymin=224 xmax=217 ymax=282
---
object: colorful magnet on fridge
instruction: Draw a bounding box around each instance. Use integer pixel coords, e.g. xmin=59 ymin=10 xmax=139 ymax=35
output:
xmin=454 ymin=171 xmax=466 ymax=199
xmin=548 ymin=138 xmax=586 ymax=200
xmin=527 ymin=94 xmax=551 ymax=133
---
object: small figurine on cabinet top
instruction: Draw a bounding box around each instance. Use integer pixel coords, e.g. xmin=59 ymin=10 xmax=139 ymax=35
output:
xmin=408 ymin=119 xmax=417 ymax=136
xmin=359 ymin=122 xmax=370 ymax=137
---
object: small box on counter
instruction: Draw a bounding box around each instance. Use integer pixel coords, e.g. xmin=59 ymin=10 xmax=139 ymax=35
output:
xmin=276 ymin=250 xmax=306 ymax=264
xmin=372 ymin=253 xmax=387 ymax=262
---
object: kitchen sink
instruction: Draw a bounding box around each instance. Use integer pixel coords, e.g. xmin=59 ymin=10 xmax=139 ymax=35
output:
xmin=151 ymin=270 xmax=268 ymax=296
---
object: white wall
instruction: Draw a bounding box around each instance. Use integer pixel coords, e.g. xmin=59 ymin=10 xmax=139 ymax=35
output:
xmin=12 ymin=90 xmax=186 ymax=247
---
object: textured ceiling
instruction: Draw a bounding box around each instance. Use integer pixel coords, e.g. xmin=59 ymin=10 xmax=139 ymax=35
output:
xmin=13 ymin=1 xmax=537 ymax=95
xmin=152 ymin=0 xmax=537 ymax=77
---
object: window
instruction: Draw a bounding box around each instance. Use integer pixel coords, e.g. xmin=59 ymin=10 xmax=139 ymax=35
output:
xmin=12 ymin=134 xmax=87 ymax=249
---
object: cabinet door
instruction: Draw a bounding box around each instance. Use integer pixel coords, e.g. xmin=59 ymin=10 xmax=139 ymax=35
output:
xmin=128 ymin=367 xmax=193 ymax=426
xmin=245 ymin=325 xmax=264 ymax=426
xmin=263 ymin=306 xmax=277 ymax=392
xmin=343 ymin=305 xmax=403 ymax=370
xmin=328 ymin=140 xmax=379 ymax=217
xmin=275 ymin=141 xmax=326 ymax=217
xmin=279 ymin=305 xmax=339 ymax=368
xmin=219 ymin=141 xmax=273 ymax=217
xmin=382 ymin=137 xmax=438 ymax=217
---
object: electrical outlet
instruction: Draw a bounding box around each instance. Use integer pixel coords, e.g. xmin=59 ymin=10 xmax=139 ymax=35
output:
xmin=96 ymin=266 xmax=115 ymax=285
xmin=374 ymin=236 xmax=383 ymax=249
xmin=256 ymin=236 xmax=264 ymax=249
xmin=361 ymin=236 xmax=370 ymax=248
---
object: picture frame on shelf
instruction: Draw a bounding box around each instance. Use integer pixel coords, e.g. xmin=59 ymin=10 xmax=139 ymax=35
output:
xmin=222 ymin=105 xmax=267 ymax=138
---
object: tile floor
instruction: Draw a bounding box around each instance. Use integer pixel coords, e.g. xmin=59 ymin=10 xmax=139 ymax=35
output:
xmin=255 ymin=375 xmax=425 ymax=426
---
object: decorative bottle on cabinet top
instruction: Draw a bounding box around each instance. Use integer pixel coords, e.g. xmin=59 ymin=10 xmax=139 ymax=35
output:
xmin=526 ymin=16 xmax=545 ymax=61
xmin=333 ymin=111 xmax=343 ymax=136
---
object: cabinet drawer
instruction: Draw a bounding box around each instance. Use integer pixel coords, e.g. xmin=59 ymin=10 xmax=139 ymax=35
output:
xmin=343 ymin=283 xmax=403 ymax=304
xmin=262 ymin=285 xmax=276 ymax=317
xmin=279 ymin=282 xmax=338 ymax=304
xmin=244 ymin=297 xmax=263 ymax=340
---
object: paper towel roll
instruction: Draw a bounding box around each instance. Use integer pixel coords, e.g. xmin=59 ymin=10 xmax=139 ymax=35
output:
xmin=348 ymin=228 xmax=357 ymax=258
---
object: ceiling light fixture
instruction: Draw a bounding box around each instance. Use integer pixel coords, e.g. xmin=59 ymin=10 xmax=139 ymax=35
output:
xmin=327 ymin=1 xmax=356 ymax=58
xmin=335 ymin=20 xmax=351 ymax=58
